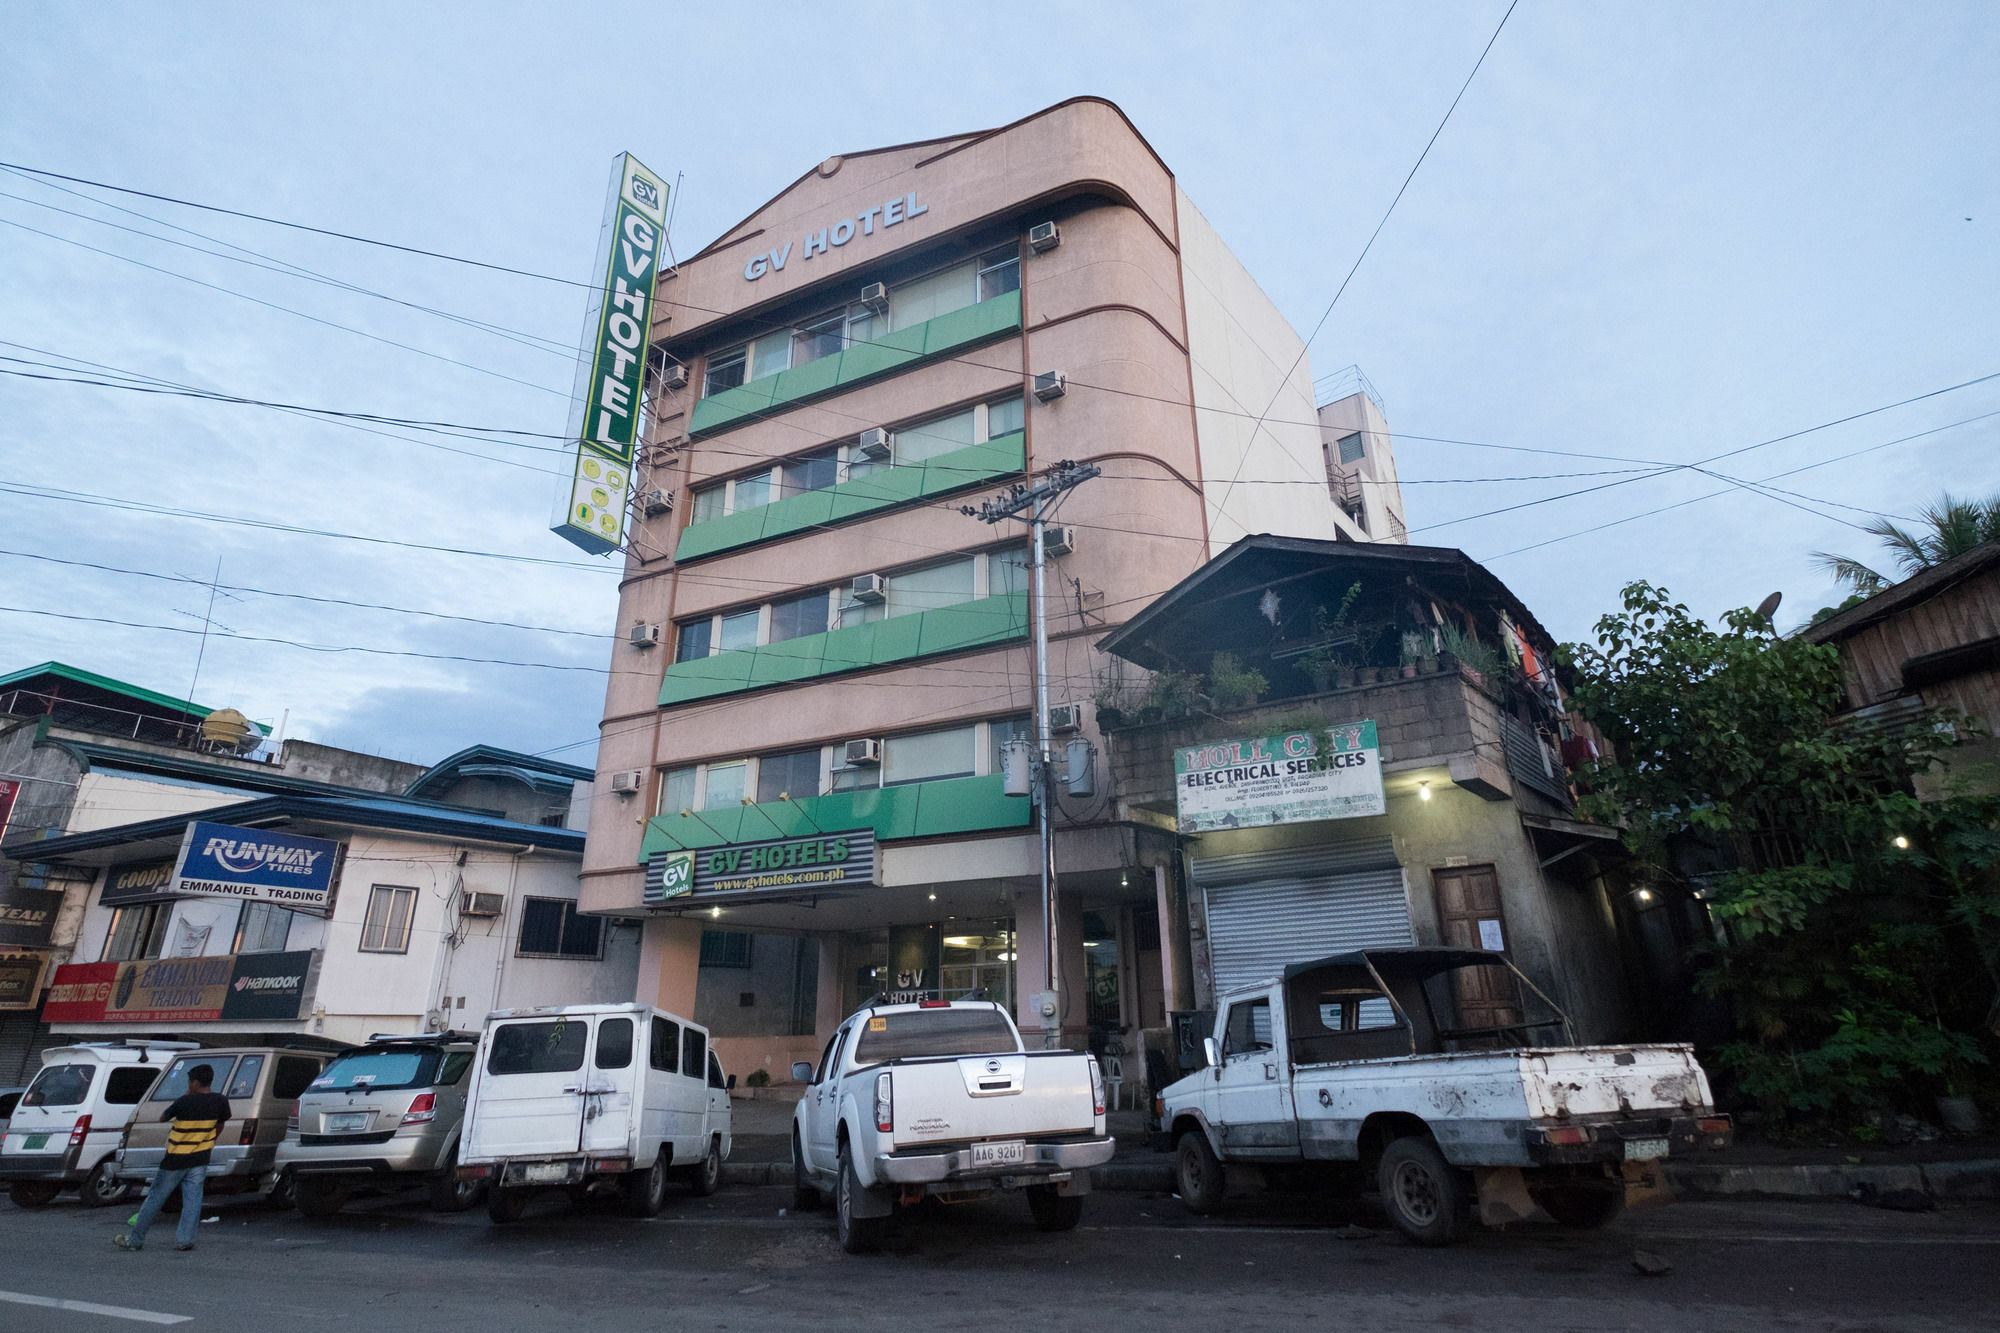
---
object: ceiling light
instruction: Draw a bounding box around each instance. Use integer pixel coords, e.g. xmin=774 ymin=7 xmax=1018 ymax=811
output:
xmin=709 ymin=906 xmax=720 ymax=918
xmin=927 ymin=892 xmax=937 ymax=901
xmin=1892 ymin=835 xmax=1909 ymax=850
xmin=1418 ymin=781 xmax=1432 ymax=801
xmin=1635 ymin=889 xmax=1653 ymax=903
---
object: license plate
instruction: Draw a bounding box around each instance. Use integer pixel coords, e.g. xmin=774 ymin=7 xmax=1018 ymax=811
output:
xmin=521 ymin=1161 xmax=571 ymax=1183
xmin=325 ymin=1112 xmax=369 ymax=1133
xmin=1624 ymin=1137 xmax=1670 ymax=1160
xmin=970 ymin=1140 xmax=1026 ymax=1168
xmin=22 ymin=1134 xmax=49 ymax=1151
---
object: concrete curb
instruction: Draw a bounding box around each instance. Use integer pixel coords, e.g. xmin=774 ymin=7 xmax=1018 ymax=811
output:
xmin=724 ymin=1157 xmax=2000 ymax=1201
xmin=1665 ymin=1158 xmax=2000 ymax=1202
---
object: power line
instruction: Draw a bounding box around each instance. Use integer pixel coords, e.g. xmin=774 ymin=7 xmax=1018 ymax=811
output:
xmin=0 ymin=158 xmax=598 ymax=289
xmin=1211 ymin=0 xmax=1519 ymax=516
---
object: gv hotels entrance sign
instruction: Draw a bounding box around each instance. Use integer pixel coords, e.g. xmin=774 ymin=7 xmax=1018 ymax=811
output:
xmin=1174 ymin=722 xmax=1385 ymax=834
xmin=645 ymin=828 xmax=876 ymax=904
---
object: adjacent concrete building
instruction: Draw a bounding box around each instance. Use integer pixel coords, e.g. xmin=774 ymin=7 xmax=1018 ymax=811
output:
xmin=580 ymin=98 xmax=1410 ymax=1085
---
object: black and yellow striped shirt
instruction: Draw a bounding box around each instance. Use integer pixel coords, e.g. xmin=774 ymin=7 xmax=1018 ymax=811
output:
xmin=160 ymin=1091 xmax=233 ymax=1168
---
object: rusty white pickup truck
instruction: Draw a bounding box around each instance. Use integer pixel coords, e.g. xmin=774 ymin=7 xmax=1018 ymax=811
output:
xmin=1156 ymin=948 xmax=1730 ymax=1244
xmin=790 ymin=998 xmax=1114 ymax=1253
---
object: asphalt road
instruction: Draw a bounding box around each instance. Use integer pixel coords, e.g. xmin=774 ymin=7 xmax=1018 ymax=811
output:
xmin=3 ymin=1181 xmax=1997 ymax=1332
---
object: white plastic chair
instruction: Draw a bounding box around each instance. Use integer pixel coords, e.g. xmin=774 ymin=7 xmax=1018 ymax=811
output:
xmin=1100 ymin=1050 xmax=1126 ymax=1111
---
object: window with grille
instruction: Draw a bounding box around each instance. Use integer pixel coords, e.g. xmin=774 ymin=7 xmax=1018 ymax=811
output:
xmin=700 ymin=930 xmax=753 ymax=968
xmin=516 ymin=897 xmax=605 ymax=959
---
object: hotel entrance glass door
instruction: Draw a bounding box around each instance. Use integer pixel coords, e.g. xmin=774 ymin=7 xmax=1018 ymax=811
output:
xmin=939 ymin=920 xmax=1015 ymax=1010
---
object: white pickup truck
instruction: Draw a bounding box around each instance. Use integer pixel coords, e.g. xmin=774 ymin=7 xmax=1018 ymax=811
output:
xmin=1158 ymin=948 xmax=1731 ymax=1245
xmin=790 ymin=998 xmax=1116 ymax=1253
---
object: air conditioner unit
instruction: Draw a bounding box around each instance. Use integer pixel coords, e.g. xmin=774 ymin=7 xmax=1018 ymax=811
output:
xmin=460 ymin=891 xmax=504 ymax=918
xmin=1042 ymin=525 xmax=1076 ymax=558
xmin=856 ymin=427 xmax=893 ymax=461
xmin=858 ymin=281 xmax=890 ymax=315
xmin=842 ymin=738 xmax=882 ymax=767
xmin=629 ymin=622 xmax=661 ymax=648
xmin=659 ymin=362 xmax=689 ymax=392
xmin=1048 ymin=702 xmax=1083 ymax=733
xmin=641 ymin=489 xmax=674 ymax=516
xmin=1033 ymin=370 xmax=1067 ymax=402
xmin=1027 ymin=221 xmax=1061 ymax=253
xmin=850 ymin=572 xmax=887 ymax=604
xmin=609 ymin=769 xmax=646 ymax=795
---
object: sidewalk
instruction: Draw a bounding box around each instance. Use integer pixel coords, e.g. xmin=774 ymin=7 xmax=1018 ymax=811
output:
xmin=720 ymin=1096 xmax=2000 ymax=1202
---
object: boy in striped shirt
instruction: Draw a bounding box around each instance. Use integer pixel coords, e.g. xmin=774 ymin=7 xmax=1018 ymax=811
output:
xmin=115 ymin=1064 xmax=231 ymax=1252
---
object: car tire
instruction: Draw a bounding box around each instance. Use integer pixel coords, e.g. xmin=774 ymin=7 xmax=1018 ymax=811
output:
xmin=1377 ymin=1136 xmax=1464 ymax=1247
xmin=1026 ymin=1184 xmax=1084 ymax=1232
xmin=791 ymin=1133 xmax=820 ymax=1212
xmin=621 ymin=1153 xmax=667 ymax=1218
xmin=1532 ymin=1182 xmax=1626 ymax=1230
xmin=687 ymin=1137 xmax=721 ymax=1198
xmin=8 ymin=1181 xmax=61 ymax=1209
xmin=835 ymin=1144 xmax=886 ymax=1255
xmin=294 ymin=1177 xmax=347 ymax=1219
xmin=427 ymin=1147 xmax=482 ymax=1212
xmin=264 ymin=1172 xmax=296 ymax=1211
xmin=486 ymin=1186 xmax=529 ymax=1224
xmin=1174 ymin=1130 xmax=1226 ymax=1215
xmin=79 ymin=1159 xmax=134 ymax=1208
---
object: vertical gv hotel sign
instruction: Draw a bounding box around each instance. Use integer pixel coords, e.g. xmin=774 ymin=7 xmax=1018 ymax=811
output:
xmin=553 ymin=154 xmax=669 ymax=554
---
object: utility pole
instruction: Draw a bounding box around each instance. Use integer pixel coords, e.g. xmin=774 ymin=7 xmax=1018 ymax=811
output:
xmin=964 ymin=459 xmax=1100 ymax=1048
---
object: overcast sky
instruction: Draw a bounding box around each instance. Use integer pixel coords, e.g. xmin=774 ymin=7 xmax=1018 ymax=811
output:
xmin=3 ymin=2 xmax=1994 ymax=768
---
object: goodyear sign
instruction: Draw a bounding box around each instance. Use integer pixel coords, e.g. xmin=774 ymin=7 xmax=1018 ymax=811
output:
xmin=170 ymin=821 xmax=339 ymax=911
xmin=553 ymin=153 xmax=670 ymax=555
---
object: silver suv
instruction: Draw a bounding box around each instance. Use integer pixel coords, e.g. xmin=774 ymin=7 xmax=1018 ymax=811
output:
xmin=277 ymin=1034 xmax=480 ymax=1215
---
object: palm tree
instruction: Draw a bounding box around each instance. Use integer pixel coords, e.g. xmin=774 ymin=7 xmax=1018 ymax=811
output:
xmin=1813 ymin=492 xmax=2000 ymax=594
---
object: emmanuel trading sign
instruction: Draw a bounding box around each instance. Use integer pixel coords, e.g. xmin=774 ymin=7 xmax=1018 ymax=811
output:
xmin=552 ymin=153 xmax=670 ymax=555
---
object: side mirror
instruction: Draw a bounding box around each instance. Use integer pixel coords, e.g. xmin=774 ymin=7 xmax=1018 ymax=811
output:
xmin=726 ymin=1073 xmax=737 ymax=1090
xmin=792 ymin=1062 xmax=814 ymax=1084
xmin=1202 ymin=1036 xmax=1220 ymax=1069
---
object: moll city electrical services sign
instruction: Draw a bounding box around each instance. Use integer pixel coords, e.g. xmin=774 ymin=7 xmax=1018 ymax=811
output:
xmin=644 ymin=829 xmax=876 ymax=904
xmin=1174 ymin=723 xmax=1385 ymax=834
xmin=552 ymin=153 xmax=670 ymax=555
xmin=170 ymin=821 xmax=338 ymax=911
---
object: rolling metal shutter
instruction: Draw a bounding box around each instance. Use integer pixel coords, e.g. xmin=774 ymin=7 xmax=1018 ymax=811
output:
xmin=0 ymin=1009 xmax=44 ymax=1085
xmin=1193 ymin=838 xmax=1414 ymax=995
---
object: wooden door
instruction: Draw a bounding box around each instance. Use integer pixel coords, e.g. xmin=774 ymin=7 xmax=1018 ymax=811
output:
xmin=1430 ymin=865 xmax=1523 ymax=1041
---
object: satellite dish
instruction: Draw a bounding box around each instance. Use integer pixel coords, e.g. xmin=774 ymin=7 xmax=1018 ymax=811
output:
xmin=1754 ymin=591 xmax=1783 ymax=623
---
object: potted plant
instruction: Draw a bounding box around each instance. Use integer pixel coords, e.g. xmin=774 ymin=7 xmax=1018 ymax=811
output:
xmin=1438 ymin=623 xmax=1504 ymax=688
xmin=1399 ymin=632 xmax=1428 ymax=679
xmin=1209 ymin=652 xmax=1269 ymax=710
xmin=1298 ymin=582 xmax=1364 ymax=693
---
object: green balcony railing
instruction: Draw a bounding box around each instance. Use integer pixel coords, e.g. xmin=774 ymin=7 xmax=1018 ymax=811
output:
xmin=688 ymin=290 xmax=1023 ymax=438
xmin=639 ymin=772 xmax=1031 ymax=861
xmin=658 ymin=590 xmax=1028 ymax=706
xmin=674 ymin=431 xmax=1024 ymax=563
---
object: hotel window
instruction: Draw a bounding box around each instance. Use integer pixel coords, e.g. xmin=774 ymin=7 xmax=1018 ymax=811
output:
xmin=675 ymin=619 xmax=712 ymax=663
xmin=699 ymin=249 xmax=1021 ymax=400
xmin=700 ymin=930 xmax=754 ymax=968
xmin=359 ymin=885 xmax=417 ymax=954
xmin=838 ymin=546 xmax=1024 ymax=629
xmin=717 ymin=607 xmax=760 ymax=652
xmin=517 ymin=898 xmax=604 ymax=960
xmin=658 ymin=765 xmax=697 ymax=816
xmin=691 ymin=394 xmax=1022 ymax=519
xmin=757 ymin=747 xmax=823 ymax=803
xmin=234 ymin=902 xmax=294 ymax=954
xmin=768 ymin=589 xmax=832 ymax=644
xmin=102 ymin=902 xmax=170 ymax=962
xmin=883 ymin=725 xmax=976 ymax=788
xmin=702 ymin=761 xmax=747 ymax=810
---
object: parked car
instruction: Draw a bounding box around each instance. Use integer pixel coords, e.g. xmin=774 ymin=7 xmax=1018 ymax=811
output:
xmin=277 ymin=1033 xmax=481 ymax=1216
xmin=117 ymin=1046 xmax=330 ymax=1201
xmin=457 ymin=1003 xmax=732 ymax=1224
xmin=1157 ymin=948 xmax=1732 ymax=1245
xmin=0 ymin=1040 xmax=194 ymax=1208
xmin=791 ymin=998 xmax=1115 ymax=1254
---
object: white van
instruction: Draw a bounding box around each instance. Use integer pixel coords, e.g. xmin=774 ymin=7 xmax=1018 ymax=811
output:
xmin=457 ymin=1003 xmax=732 ymax=1223
xmin=0 ymin=1040 xmax=196 ymax=1209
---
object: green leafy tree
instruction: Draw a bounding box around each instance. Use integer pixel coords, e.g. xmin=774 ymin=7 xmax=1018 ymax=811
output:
xmin=1561 ymin=582 xmax=2000 ymax=1129
xmin=1812 ymin=491 xmax=2000 ymax=595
